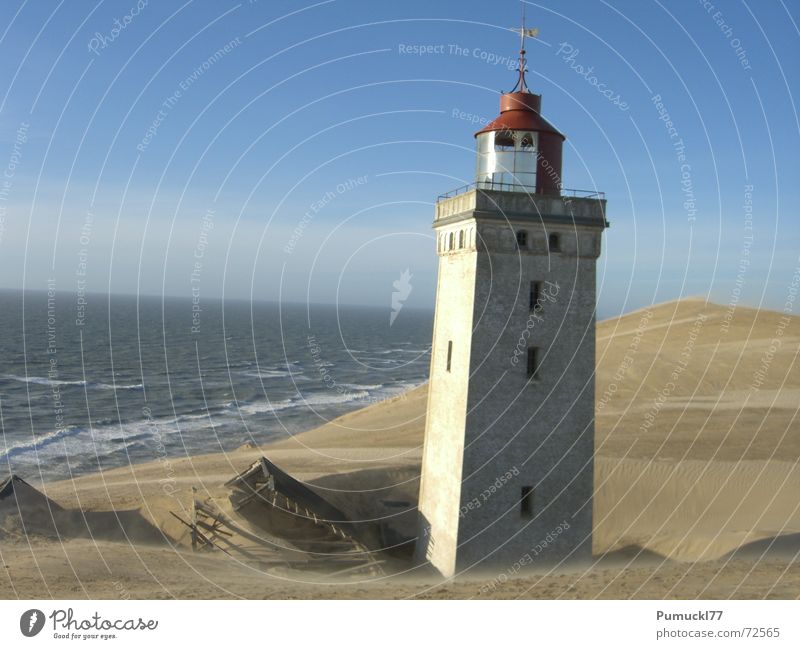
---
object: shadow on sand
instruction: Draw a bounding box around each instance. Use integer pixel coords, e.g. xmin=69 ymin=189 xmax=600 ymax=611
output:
xmin=0 ymin=474 xmax=167 ymax=545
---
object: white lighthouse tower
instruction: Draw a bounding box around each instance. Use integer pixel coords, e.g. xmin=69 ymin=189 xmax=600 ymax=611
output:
xmin=415 ymin=30 xmax=609 ymax=577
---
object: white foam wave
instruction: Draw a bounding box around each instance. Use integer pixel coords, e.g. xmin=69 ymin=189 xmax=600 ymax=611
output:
xmin=4 ymin=374 xmax=86 ymax=387
xmin=339 ymin=382 xmax=384 ymax=391
xmin=0 ymin=426 xmax=81 ymax=461
xmin=242 ymin=370 xmax=310 ymax=381
xmin=3 ymin=374 xmax=143 ymax=391
xmin=0 ymin=409 xmax=222 ymax=466
xmin=234 ymin=389 xmax=373 ymax=416
xmin=95 ymin=382 xmax=145 ymax=390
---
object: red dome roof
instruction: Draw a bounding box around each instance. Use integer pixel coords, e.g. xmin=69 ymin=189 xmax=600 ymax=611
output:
xmin=475 ymin=91 xmax=565 ymax=140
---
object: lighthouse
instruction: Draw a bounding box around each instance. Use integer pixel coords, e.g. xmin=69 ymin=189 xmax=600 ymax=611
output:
xmin=415 ymin=29 xmax=609 ymax=577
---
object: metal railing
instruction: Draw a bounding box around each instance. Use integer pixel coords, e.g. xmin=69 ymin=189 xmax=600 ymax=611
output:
xmin=437 ymin=181 xmax=605 ymax=201
xmin=561 ymin=187 xmax=606 ymax=199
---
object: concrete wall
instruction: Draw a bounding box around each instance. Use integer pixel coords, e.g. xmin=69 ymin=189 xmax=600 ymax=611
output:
xmin=457 ymin=219 xmax=599 ymax=571
xmin=415 ymin=220 xmax=478 ymax=575
xmin=418 ymin=191 xmax=606 ymax=577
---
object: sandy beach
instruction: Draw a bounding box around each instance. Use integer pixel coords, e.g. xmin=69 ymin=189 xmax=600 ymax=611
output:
xmin=1 ymin=298 xmax=798 ymax=599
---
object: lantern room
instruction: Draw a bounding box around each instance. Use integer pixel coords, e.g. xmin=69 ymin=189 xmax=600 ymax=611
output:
xmin=474 ymin=41 xmax=565 ymax=196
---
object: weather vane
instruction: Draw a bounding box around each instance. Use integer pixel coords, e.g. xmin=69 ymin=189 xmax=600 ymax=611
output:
xmin=510 ymin=3 xmax=539 ymax=93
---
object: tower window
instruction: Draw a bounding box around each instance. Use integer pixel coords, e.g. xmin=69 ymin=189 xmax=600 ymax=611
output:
xmin=448 ymin=233 xmax=455 ymax=250
xmin=458 ymin=230 xmax=465 ymax=249
xmin=548 ymin=233 xmax=560 ymax=252
xmin=516 ymin=230 xmax=528 ymax=248
xmin=521 ymin=486 xmax=535 ymax=518
xmin=446 ymin=340 xmax=453 ymax=372
xmin=526 ymin=347 xmax=539 ymax=378
xmin=529 ymin=281 xmax=542 ymax=311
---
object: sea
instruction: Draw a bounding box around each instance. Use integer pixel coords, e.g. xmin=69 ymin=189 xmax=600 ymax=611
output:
xmin=0 ymin=290 xmax=432 ymax=482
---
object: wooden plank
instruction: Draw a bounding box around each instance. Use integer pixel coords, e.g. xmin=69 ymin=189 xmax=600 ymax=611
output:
xmin=196 ymin=520 xmax=233 ymax=537
xmin=169 ymin=511 xmax=232 ymax=556
xmin=325 ymin=560 xmax=388 ymax=578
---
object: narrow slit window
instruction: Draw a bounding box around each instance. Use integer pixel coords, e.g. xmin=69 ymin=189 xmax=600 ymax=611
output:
xmin=548 ymin=233 xmax=560 ymax=252
xmin=529 ymin=281 xmax=541 ymax=311
xmin=526 ymin=347 xmax=538 ymax=378
xmin=458 ymin=230 xmax=465 ymax=249
xmin=516 ymin=230 xmax=528 ymax=248
xmin=521 ymin=486 xmax=534 ymax=518
xmin=448 ymin=233 xmax=455 ymax=250
xmin=446 ymin=340 xmax=453 ymax=372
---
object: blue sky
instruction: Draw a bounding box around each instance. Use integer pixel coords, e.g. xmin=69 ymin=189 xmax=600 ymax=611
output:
xmin=0 ymin=0 xmax=797 ymax=318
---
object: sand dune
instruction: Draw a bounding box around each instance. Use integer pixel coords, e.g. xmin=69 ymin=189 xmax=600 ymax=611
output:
xmin=595 ymin=298 xmax=800 ymax=462
xmin=1 ymin=298 xmax=798 ymax=599
xmin=594 ymin=458 xmax=800 ymax=561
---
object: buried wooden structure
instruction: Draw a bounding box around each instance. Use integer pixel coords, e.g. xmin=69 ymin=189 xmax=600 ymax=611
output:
xmin=173 ymin=456 xmax=385 ymax=577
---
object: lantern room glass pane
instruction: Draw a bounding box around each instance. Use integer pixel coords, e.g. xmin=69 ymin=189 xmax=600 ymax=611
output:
xmin=475 ymin=131 xmax=538 ymax=192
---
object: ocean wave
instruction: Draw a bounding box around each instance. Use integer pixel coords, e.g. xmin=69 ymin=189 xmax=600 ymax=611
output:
xmin=2 ymin=374 xmax=144 ymax=391
xmin=0 ymin=425 xmax=83 ymax=461
xmin=339 ymin=382 xmax=384 ymax=391
xmin=3 ymin=374 xmax=87 ymax=388
xmin=94 ymin=382 xmax=145 ymax=391
xmin=355 ymin=357 xmax=407 ymax=364
xmin=235 ymin=398 xmax=295 ymax=415
xmin=235 ymin=389 xmax=373 ymax=416
xmin=349 ymin=348 xmax=429 ymax=356
xmin=277 ymin=361 xmax=303 ymax=370
xmin=243 ymin=370 xmax=290 ymax=378
xmin=304 ymin=390 xmax=371 ymax=407
xmin=0 ymin=409 xmax=222 ymax=466
xmin=242 ymin=369 xmax=309 ymax=380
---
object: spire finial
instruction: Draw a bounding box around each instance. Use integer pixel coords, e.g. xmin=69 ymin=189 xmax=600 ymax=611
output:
xmin=511 ymin=4 xmax=539 ymax=93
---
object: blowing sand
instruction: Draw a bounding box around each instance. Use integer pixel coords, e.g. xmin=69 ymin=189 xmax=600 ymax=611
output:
xmin=1 ymin=298 xmax=798 ymax=599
